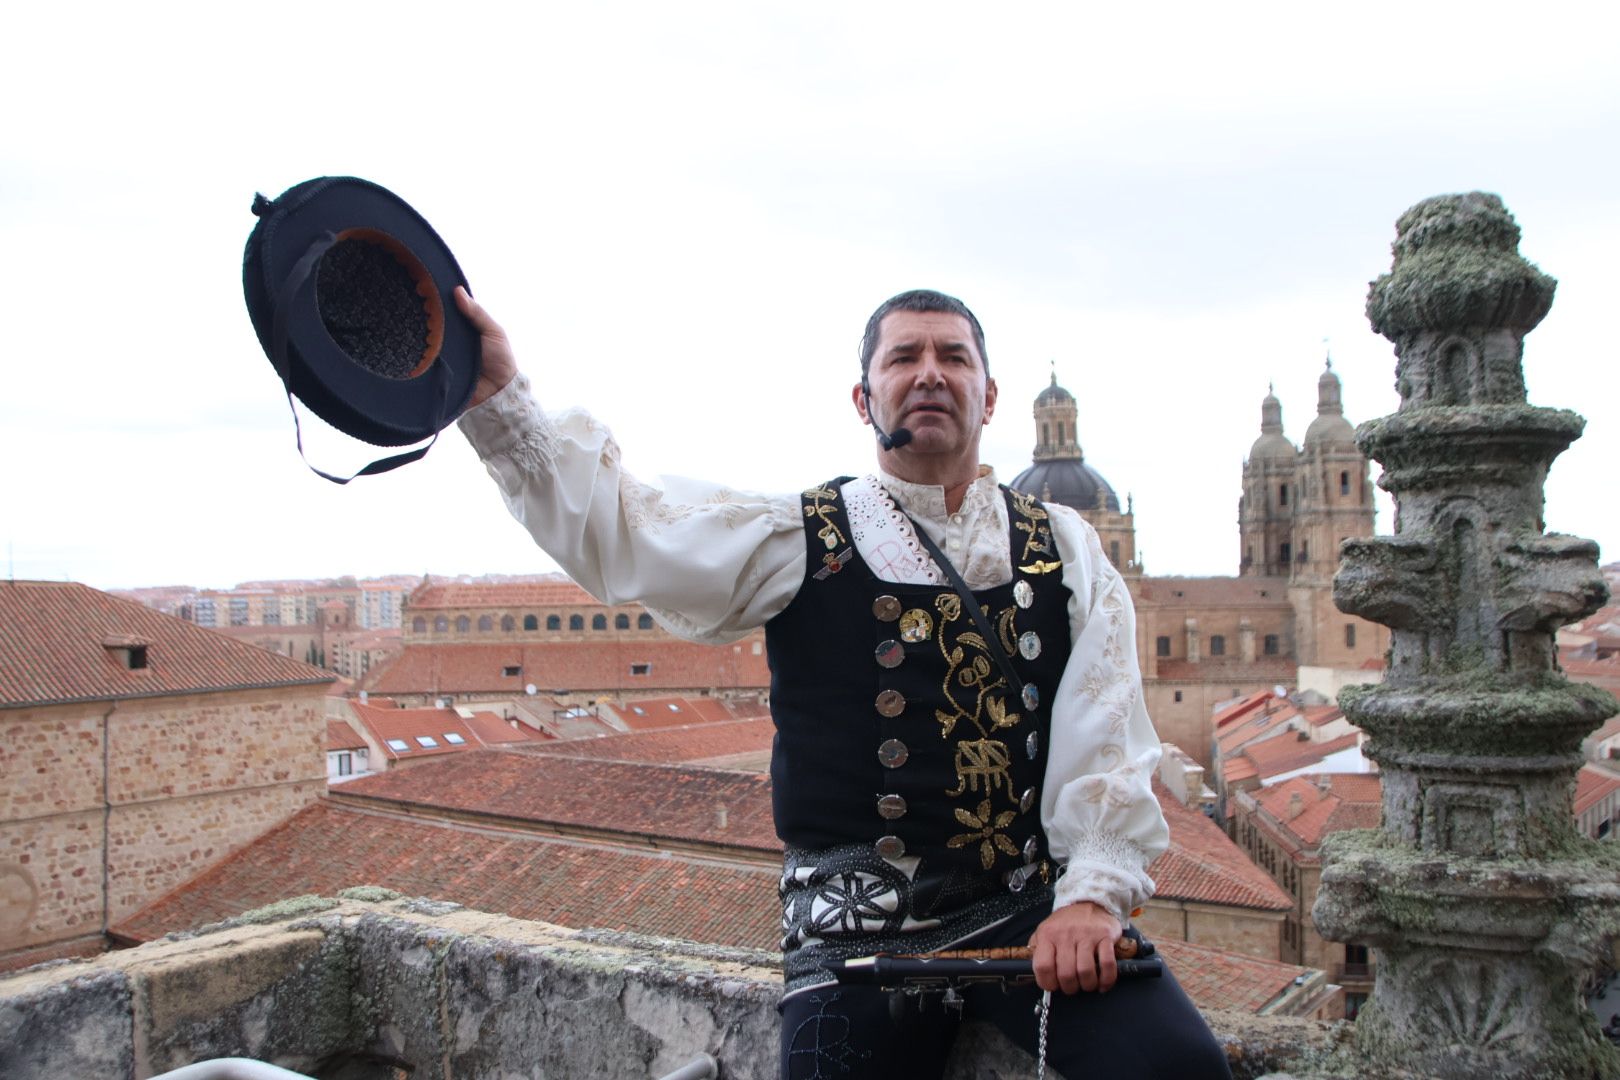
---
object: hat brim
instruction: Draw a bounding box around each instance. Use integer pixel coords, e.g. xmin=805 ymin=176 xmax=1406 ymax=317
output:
xmin=243 ymin=177 xmax=479 ymax=447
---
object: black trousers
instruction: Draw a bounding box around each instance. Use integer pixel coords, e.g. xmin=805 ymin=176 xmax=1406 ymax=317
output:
xmin=779 ymin=904 xmax=1231 ymax=1080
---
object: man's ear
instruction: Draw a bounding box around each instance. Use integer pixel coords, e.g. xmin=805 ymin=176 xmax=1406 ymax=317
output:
xmin=983 ymin=377 xmax=998 ymax=425
xmin=852 ymin=381 xmax=871 ymax=424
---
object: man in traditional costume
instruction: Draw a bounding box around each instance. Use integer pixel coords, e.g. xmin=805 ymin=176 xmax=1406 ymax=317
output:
xmin=452 ymin=286 xmax=1230 ymax=1078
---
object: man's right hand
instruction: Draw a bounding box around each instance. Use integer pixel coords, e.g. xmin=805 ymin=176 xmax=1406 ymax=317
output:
xmin=455 ymin=286 xmax=518 ymax=411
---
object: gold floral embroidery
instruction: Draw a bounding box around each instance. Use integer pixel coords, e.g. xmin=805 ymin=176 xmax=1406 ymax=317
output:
xmin=948 ymin=799 xmax=1020 ymax=870
xmin=1008 ymin=490 xmax=1055 ymax=562
xmin=802 ymin=484 xmax=846 ymax=551
xmin=947 ymin=739 xmax=1012 ymax=797
xmin=997 ymin=608 xmax=1018 ymax=654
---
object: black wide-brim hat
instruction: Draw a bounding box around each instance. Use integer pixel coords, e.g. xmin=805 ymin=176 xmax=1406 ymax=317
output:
xmin=243 ymin=176 xmax=478 ymax=450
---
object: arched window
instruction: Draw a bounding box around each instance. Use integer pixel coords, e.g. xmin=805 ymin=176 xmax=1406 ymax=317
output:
xmin=569 ymin=614 xmax=584 ymax=631
xmin=455 ymin=615 xmax=470 ymax=633
xmin=434 ymin=616 xmax=449 ymax=633
xmin=615 ymin=613 xmax=630 ymax=630
xmin=547 ymin=615 xmax=561 ymax=630
xmin=1041 ymin=422 xmax=1050 ymax=445
xmin=638 ymin=613 xmax=654 ymax=630
xmin=592 ymin=614 xmax=608 ymax=631
xmin=1278 ymin=483 xmax=1288 ymax=506
xmin=501 ymin=615 xmax=515 ymax=632
xmin=523 ymin=615 xmax=538 ymax=631
xmin=1340 ymin=471 xmax=1351 ymax=496
xmin=412 ymin=616 xmax=426 ymax=633
xmin=477 ymin=615 xmax=493 ymax=632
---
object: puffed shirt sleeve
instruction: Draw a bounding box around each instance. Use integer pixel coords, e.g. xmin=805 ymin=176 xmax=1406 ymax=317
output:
xmin=1040 ymin=504 xmax=1169 ymax=923
xmin=456 ymin=374 xmax=807 ymax=643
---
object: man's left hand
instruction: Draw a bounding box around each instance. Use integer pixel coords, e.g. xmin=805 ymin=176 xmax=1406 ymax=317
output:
xmin=1029 ymin=901 xmax=1123 ymax=994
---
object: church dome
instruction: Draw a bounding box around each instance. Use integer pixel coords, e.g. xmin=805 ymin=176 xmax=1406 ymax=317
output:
xmin=1035 ymin=377 xmax=1074 ymax=407
xmin=1303 ymin=360 xmax=1356 ymax=447
xmin=1249 ymin=387 xmax=1297 ymax=461
xmin=1010 ymin=459 xmax=1121 ymax=512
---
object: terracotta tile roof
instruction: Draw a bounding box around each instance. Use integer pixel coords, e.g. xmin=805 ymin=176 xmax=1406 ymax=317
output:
xmin=1215 ymin=699 xmax=1302 ymax=755
xmin=1575 ymin=764 xmax=1620 ymax=816
xmin=461 ymin=711 xmax=544 ymax=745
xmin=111 ymin=801 xmax=781 ymax=951
xmin=334 ymin=749 xmax=781 ymax=853
xmin=408 ymin=580 xmax=601 ymax=609
xmin=362 ymin=641 xmax=771 ymax=696
xmin=348 ymin=701 xmax=481 ymax=761
xmin=0 ymin=581 xmax=332 ymax=709
xmin=1252 ymin=774 xmax=1383 ymax=851
xmin=605 ymin=697 xmax=741 ymax=730
xmin=1242 ymin=731 xmax=1363 ymax=781
xmin=519 ymin=718 xmax=775 ymax=768
xmin=1154 ymin=938 xmax=1318 ymax=1014
xmin=1149 ymin=782 xmax=1291 ymax=911
xmin=1213 ymin=691 xmax=1275 ymax=728
xmin=1135 ymin=576 xmax=1293 ymax=606
xmin=326 ymin=719 xmax=367 ymax=751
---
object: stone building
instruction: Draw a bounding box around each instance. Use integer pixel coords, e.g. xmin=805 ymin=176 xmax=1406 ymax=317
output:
xmin=1229 ymin=772 xmax=1383 ymax=1018
xmin=1006 ymin=367 xmax=1391 ymax=764
xmin=365 ymin=578 xmax=771 ymax=707
xmin=0 ymin=581 xmax=332 ymax=972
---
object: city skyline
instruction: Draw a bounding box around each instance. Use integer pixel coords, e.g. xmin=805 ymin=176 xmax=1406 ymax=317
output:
xmin=5 ymin=4 xmax=1616 ymax=590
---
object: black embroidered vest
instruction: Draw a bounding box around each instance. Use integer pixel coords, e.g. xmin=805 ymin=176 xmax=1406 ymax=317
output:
xmin=766 ymin=478 xmax=1073 ymax=895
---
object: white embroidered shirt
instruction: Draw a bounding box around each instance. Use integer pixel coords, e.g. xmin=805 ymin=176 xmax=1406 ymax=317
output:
xmin=458 ymin=374 xmax=1169 ymax=921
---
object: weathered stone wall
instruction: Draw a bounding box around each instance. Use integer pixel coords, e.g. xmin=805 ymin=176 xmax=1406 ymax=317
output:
xmin=0 ymin=894 xmax=1342 ymax=1080
xmin=1138 ymin=899 xmax=1285 ymax=962
xmin=0 ymin=686 xmax=327 ymax=966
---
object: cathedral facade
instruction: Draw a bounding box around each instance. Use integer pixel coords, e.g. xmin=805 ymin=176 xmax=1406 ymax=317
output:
xmin=1010 ymin=365 xmax=1390 ymax=765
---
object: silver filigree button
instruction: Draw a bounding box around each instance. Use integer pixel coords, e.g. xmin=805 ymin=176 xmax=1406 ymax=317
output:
xmin=875 ymin=640 xmax=905 ymax=669
xmin=1023 ymin=835 xmax=1040 ymax=863
xmin=1020 ymin=787 xmax=1036 ymax=813
xmin=876 ymin=835 xmax=906 ymax=860
xmin=1013 ymin=580 xmax=1034 ymax=609
xmin=875 ymin=689 xmax=906 ymax=717
xmin=1021 ymin=683 xmax=1040 ymax=711
xmin=878 ymin=739 xmax=909 ymax=768
xmin=1018 ymin=631 xmax=1042 ymax=660
xmin=877 ymin=794 xmax=907 ymax=820
xmin=1026 ymin=731 xmax=1041 ymax=759
xmin=873 ymin=595 xmax=902 ymax=622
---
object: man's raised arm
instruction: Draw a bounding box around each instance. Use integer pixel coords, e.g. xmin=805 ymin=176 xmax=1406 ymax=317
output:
xmin=451 ymin=288 xmax=805 ymax=643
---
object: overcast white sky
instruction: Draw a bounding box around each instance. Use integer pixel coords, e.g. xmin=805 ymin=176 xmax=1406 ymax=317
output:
xmin=3 ymin=2 xmax=1616 ymax=591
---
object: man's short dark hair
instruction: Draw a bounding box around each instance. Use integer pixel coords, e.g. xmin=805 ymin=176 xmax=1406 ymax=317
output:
xmin=859 ymin=289 xmax=989 ymax=377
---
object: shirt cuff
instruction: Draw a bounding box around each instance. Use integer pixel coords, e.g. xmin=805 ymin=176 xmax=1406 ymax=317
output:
xmin=456 ymin=372 xmax=560 ymax=472
xmin=1051 ymin=829 xmax=1155 ymax=923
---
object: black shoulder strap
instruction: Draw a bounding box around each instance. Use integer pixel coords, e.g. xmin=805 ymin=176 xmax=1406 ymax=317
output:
xmin=269 ymin=230 xmax=452 ymax=484
xmin=904 ymin=517 xmax=1028 ymax=703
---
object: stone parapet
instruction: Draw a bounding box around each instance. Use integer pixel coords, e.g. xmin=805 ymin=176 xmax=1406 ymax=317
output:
xmin=0 ymin=893 xmax=1340 ymax=1080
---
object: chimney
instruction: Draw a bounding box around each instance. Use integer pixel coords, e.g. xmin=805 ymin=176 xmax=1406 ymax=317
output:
xmin=715 ymin=805 xmax=729 ymax=830
xmin=1288 ymin=791 xmax=1305 ymax=820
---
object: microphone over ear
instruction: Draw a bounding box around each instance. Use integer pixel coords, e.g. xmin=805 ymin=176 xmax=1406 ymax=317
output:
xmin=861 ymin=377 xmax=913 ymax=451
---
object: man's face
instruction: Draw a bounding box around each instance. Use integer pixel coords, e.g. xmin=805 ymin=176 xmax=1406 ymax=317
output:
xmin=854 ymin=310 xmax=997 ymax=461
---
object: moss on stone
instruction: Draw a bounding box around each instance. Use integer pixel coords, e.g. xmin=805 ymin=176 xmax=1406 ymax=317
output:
xmin=336 ymin=886 xmax=403 ymax=903
xmin=226 ymin=895 xmax=341 ymax=927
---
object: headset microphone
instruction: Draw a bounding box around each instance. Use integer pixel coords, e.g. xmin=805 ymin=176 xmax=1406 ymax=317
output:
xmin=861 ymin=378 xmax=913 ymax=451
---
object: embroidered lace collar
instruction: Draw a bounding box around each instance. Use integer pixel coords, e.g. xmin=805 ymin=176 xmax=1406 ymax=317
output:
xmin=873 ymin=466 xmax=999 ymax=524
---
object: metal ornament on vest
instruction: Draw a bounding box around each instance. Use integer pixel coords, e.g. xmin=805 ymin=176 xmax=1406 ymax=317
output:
xmin=770 ymin=480 xmax=1074 ymax=992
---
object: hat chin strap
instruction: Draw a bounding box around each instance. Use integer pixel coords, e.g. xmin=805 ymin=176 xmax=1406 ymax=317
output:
xmin=270 ymin=230 xmax=451 ymax=484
